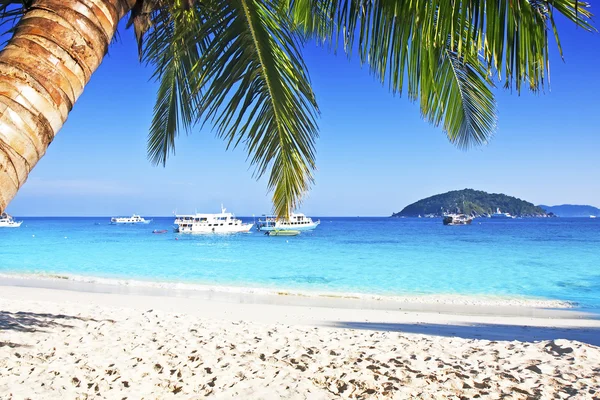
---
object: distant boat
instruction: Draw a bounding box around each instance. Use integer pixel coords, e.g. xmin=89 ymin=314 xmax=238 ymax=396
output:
xmin=110 ymin=214 xmax=151 ymax=224
xmin=152 ymin=229 xmax=168 ymax=234
xmin=591 ymin=215 xmax=597 ymax=219
xmin=491 ymin=208 xmax=513 ymax=219
xmin=174 ymin=205 xmax=252 ymax=234
xmin=0 ymin=213 xmax=22 ymax=228
xmin=443 ymin=214 xmax=473 ymax=226
xmin=257 ymin=213 xmax=320 ymax=232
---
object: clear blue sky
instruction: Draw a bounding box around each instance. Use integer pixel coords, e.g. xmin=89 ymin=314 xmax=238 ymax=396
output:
xmin=7 ymin=16 xmax=600 ymax=216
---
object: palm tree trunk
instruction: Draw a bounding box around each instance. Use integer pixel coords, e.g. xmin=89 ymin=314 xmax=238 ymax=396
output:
xmin=0 ymin=0 xmax=136 ymax=213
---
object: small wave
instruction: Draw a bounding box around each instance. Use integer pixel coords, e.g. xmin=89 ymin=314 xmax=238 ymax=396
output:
xmin=269 ymin=275 xmax=334 ymax=284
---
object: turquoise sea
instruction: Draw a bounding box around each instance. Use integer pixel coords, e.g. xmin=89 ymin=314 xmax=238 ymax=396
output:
xmin=1 ymin=217 xmax=599 ymax=309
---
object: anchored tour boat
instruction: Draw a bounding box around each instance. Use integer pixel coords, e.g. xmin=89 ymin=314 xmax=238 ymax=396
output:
xmin=256 ymin=213 xmax=320 ymax=232
xmin=491 ymin=208 xmax=514 ymax=219
xmin=174 ymin=205 xmax=253 ymax=234
xmin=0 ymin=213 xmax=22 ymax=228
xmin=443 ymin=214 xmax=473 ymax=226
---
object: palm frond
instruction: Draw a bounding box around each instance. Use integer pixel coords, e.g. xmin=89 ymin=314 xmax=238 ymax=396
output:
xmin=290 ymin=0 xmax=593 ymax=90
xmin=288 ymin=0 xmax=593 ymax=148
xmin=143 ymin=2 xmax=205 ymax=166
xmin=281 ymin=0 xmax=332 ymax=43
xmin=195 ymin=0 xmax=319 ymax=217
xmin=0 ymin=0 xmax=31 ymax=44
xmin=423 ymin=50 xmax=497 ymax=148
xmin=127 ymin=0 xmax=157 ymax=57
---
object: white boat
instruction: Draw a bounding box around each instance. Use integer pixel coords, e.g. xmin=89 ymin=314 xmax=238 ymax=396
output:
xmin=174 ymin=205 xmax=252 ymax=234
xmin=491 ymin=208 xmax=514 ymax=219
xmin=591 ymin=215 xmax=597 ymax=219
xmin=257 ymin=213 xmax=320 ymax=232
xmin=443 ymin=214 xmax=473 ymax=225
xmin=110 ymin=214 xmax=151 ymax=224
xmin=0 ymin=213 xmax=22 ymax=228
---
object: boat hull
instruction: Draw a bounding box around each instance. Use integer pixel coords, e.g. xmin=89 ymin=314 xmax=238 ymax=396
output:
xmin=176 ymin=223 xmax=254 ymax=234
xmin=0 ymin=221 xmax=22 ymax=228
xmin=258 ymin=222 xmax=319 ymax=232
xmin=443 ymin=220 xmax=472 ymax=226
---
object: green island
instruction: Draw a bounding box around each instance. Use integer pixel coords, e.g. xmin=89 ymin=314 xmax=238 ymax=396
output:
xmin=392 ymin=189 xmax=549 ymax=218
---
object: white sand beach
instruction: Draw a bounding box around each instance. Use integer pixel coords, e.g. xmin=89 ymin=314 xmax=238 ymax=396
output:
xmin=1 ymin=282 xmax=600 ymax=399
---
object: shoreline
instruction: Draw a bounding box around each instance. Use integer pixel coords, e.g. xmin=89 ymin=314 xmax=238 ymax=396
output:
xmin=0 ymin=272 xmax=587 ymax=318
xmin=1 ymin=285 xmax=600 ymax=398
xmin=2 ymin=284 xmax=600 ymax=338
xmin=0 ymin=286 xmax=600 ymax=400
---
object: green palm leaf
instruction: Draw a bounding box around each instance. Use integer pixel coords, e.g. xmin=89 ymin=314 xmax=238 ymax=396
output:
xmin=288 ymin=0 xmax=593 ymax=147
xmin=141 ymin=0 xmax=593 ymax=217
xmin=290 ymin=0 xmax=593 ymax=89
xmin=195 ymin=0 xmax=319 ymax=217
xmin=143 ymin=2 xmax=206 ymax=166
xmin=424 ymin=50 xmax=497 ymax=148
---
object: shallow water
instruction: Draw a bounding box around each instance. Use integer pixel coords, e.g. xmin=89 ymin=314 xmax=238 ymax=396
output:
xmin=1 ymin=217 xmax=599 ymax=308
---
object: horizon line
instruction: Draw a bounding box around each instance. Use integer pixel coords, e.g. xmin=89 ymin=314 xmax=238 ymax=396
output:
xmin=7 ymin=215 xmax=393 ymax=218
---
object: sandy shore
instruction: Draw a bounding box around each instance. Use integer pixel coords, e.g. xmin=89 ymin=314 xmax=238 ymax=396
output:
xmin=1 ymin=284 xmax=600 ymax=399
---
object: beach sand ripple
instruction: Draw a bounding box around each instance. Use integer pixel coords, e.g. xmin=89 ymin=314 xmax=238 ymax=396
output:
xmin=1 ymin=299 xmax=599 ymax=399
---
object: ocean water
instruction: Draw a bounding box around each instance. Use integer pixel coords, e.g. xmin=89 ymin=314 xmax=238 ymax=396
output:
xmin=1 ymin=217 xmax=599 ymax=309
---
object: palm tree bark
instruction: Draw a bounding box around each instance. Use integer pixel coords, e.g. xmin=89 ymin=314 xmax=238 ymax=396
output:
xmin=0 ymin=0 xmax=136 ymax=213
